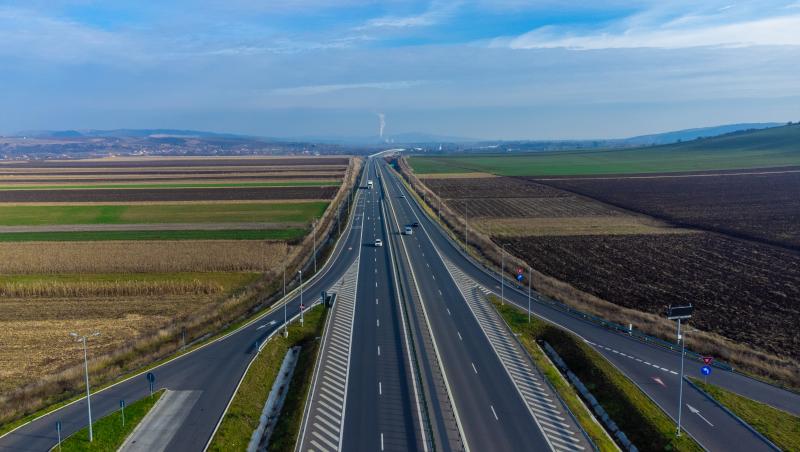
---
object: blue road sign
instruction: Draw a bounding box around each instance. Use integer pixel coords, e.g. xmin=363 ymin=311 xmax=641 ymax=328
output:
xmin=701 ymin=365 xmax=711 ymax=376
xmin=146 ymin=372 xmax=155 ymax=383
xmin=516 ymin=274 xmax=524 ymax=282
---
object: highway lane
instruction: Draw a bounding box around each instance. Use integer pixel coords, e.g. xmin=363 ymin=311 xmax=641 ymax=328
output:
xmin=0 ymin=163 xmax=371 ymax=452
xmin=380 ymin=164 xmax=555 ymax=452
xmin=381 ymin=159 xmax=785 ymax=451
xmin=341 ymin=160 xmax=423 ymax=451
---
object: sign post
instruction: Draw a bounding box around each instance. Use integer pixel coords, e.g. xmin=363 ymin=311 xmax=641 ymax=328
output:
xmin=120 ymin=400 xmax=126 ymax=427
xmin=701 ymin=365 xmax=711 ymax=385
xmin=146 ymin=372 xmax=155 ymax=398
xmin=56 ymin=421 xmax=62 ymax=452
xmin=666 ymin=304 xmax=694 ymax=437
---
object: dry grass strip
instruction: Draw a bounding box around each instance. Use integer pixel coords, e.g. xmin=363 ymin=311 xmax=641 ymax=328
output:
xmin=0 ymin=240 xmax=293 ymax=273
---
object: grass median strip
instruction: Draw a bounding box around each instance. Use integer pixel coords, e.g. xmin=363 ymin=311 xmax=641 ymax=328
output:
xmin=490 ymin=298 xmax=618 ymax=450
xmin=690 ymin=378 xmax=800 ymax=451
xmin=492 ymin=299 xmax=703 ymax=452
xmin=58 ymin=389 xmax=164 ymax=452
xmin=0 ymin=229 xmax=306 ymax=242
xmin=208 ymin=304 xmax=327 ymax=452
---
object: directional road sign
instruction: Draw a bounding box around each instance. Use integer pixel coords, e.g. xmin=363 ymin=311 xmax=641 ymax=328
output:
xmin=701 ymin=365 xmax=711 ymax=376
xmin=516 ymin=274 xmax=524 ymax=282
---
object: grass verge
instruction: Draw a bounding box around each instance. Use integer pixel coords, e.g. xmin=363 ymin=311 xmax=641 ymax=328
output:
xmin=491 ymin=298 xmax=617 ymax=450
xmin=690 ymin=378 xmax=800 ymax=451
xmin=491 ymin=299 xmax=703 ymax=452
xmin=207 ymin=305 xmax=327 ymax=452
xmin=58 ymin=389 xmax=164 ymax=452
xmin=0 ymin=229 xmax=306 ymax=242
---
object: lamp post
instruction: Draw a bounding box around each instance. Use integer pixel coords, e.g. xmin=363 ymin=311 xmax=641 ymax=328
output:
xmin=464 ymin=200 xmax=469 ymax=252
xmin=666 ymin=304 xmax=694 ymax=437
xmin=299 ymin=270 xmax=304 ymax=327
xmin=283 ymin=266 xmax=288 ymax=337
xmin=70 ymin=331 xmax=99 ymax=442
xmin=501 ymin=243 xmax=507 ymax=305
xmin=528 ymin=266 xmax=532 ymax=323
xmin=312 ymin=219 xmax=317 ymax=273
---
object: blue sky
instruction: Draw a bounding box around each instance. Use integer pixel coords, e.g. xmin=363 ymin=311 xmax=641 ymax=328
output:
xmin=1 ymin=0 xmax=799 ymax=140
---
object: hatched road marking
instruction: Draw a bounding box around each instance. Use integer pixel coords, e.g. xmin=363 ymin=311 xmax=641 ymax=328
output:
xmin=297 ymin=257 xmax=360 ymax=452
xmin=444 ymin=257 xmax=588 ymax=452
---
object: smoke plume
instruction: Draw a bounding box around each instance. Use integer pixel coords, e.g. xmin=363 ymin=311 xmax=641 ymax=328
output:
xmin=378 ymin=113 xmax=386 ymax=138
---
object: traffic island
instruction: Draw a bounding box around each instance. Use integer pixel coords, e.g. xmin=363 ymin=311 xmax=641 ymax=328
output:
xmin=207 ymin=304 xmax=327 ymax=452
xmin=56 ymin=389 xmax=164 ymax=452
xmin=491 ymin=298 xmax=704 ymax=452
xmin=688 ymin=377 xmax=798 ymax=451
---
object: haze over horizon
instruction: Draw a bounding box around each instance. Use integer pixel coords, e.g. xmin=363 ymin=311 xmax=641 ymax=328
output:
xmin=2 ymin=0 xmax=799 ymax=140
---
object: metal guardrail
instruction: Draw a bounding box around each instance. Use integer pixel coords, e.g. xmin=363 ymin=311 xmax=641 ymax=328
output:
xmin=542 ymin=341 xmax=638 ymax=452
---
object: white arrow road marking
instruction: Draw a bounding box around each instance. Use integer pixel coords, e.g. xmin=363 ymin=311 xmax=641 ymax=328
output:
xmin=687 ymin=404 xmax=714 ymax=427
xmin=256 ymin=320 xmax=277 ymax=330
xmin=652 ymin=377 xmax=666 ymax=388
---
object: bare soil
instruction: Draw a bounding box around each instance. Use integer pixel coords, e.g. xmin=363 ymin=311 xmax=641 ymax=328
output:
xmin=497 ymin=233 xmax=800 ymax=361
xmin=0 ymin=186 xmax=338 ymax=202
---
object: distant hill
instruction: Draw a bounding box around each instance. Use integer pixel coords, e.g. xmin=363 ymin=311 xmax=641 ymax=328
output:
xmin=19 ymin=129 xmax=254 ymax=140
xmin=619 ymin=122 xmax=782 ymax=146
xmin=643 ymin=121 xmax=800 ymax=153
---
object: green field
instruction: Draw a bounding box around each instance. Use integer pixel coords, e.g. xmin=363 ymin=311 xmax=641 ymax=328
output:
xmin=0 ymin=181 xmax=340 ymax=190
xmin=0 ymin=202 xmax=328 ymax=226
xmin=410 ymin=124 xmax=800 ymax=176
xmin=0 ymin=229 xmax=306 ymax=242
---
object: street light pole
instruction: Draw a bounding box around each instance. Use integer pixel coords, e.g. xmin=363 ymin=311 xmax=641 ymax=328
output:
xmin=528 ymin=266 xmax=532 ymax=323
xmin=501 ymin=243 xmax=506 ymax=305
xmin=299 ymin=270 xmax=304 ymax=327
xmin=665 ymin=304 xmax=693 ymax=438
xmin=464 ymin=200 xmax=469 ymax=252
xmin=312 ymin=219 xmax=317 ymax=273
xmin=283 ymin=266 xmax=288 ymax=337
xmin=70 ymin=332 xmax=99 ymax=442
xmin=677 ymin=318 xmax=685 ymax=436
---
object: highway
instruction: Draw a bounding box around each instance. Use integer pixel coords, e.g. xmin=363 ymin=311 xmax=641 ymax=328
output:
xmin=377 ymin=158 xmax=798 ymax=451
xmin=2 ymin=153 xmax=799 ymax=452
xmin=379 ymin=162 xmax=588 ymax=451
xmin=0 ymin=159 xmax=373 ymax=451
xmin=340 ymin=160 xmax=424 ymax=451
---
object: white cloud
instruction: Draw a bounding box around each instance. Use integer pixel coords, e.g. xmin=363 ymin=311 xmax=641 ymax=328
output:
xmin=267 ymin=80 xmax=427 ymax=96
xmin=358 ymin=1 xmax=460 ymax=29
xmin=498 ymin=13 xmax=800 ymax=50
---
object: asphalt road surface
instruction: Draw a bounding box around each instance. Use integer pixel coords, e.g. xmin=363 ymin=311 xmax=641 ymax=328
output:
xmin=378 ymin=158 xmax=795 ymax=452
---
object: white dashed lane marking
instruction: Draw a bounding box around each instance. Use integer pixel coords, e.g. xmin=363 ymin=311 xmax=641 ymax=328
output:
xmin=584 ymin=340 xmax=679 ymax=375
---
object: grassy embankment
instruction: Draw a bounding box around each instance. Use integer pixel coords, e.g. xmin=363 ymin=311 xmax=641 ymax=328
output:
xmin=690 ymin=378 xmax=800 ymax=451
xmin=208 ymin=305 xmax=327 ymax=452
xmin=492 ymin=299 xmax=703 ymax=452
xmin=410 ymin=124 xmax=800 ymax=176
xmin=59 ymin=389 xmax=164 ymax=452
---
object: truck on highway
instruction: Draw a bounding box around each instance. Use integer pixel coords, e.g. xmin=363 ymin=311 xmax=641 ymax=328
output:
xmin=367 ymin=180 xmax=374 ymax=189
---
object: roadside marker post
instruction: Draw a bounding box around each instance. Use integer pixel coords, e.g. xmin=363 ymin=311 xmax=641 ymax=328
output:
xmin=120 ymin=400 xmax=126 ymax=427
xmin=56 ymin=421 xmax=62 ymax=451
xmin=146 ymin=372 xmax=155 ymax=398
xmin=667 ymin=304 xmax=694 ymax=437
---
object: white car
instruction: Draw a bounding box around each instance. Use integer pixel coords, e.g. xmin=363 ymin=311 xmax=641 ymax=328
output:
xmin=374 ymin=238 xmax=383 ymax=247
xmin=404 ymin=226 xmax=413 ymax=235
